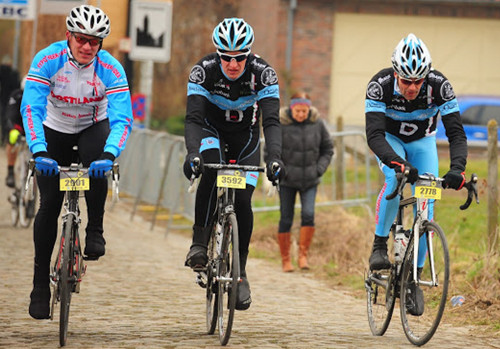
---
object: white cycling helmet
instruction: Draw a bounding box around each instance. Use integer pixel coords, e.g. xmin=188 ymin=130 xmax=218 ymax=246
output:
xmin=391 ymin=33 xmax=432 ymax=79
xmin=212 ymin=18 xmax=254 ymax=51
xmin=66 ymin=5 xmax=111 ymax=39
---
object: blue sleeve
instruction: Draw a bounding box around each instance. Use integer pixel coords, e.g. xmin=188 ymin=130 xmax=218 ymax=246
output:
xmin=21 ymin=50 xmax=53 ymax=155
xmin=100 ymin=56 xmax=133 ymax=158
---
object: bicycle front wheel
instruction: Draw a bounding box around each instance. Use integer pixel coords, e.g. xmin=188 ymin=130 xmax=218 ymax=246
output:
xmin=59 ymin=220 xmax=74 ymax=347
xmin=366 ymin=268 xmax=396 ymax=336
xmin=217 ymin=212 xmax=239 ymax=346
xmin=400 ymin=221 xmax=449 ymax=346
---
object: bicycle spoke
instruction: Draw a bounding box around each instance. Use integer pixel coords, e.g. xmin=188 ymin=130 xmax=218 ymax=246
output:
xmin=400 ymin=222 xmax=449 ymax=346
xmin=366 ymin=268 xmax=395 ymax=336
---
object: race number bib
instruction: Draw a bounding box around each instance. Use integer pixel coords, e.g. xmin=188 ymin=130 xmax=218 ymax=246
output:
xmin=60 ymin=171 xmax=90 ymax=191
xmin=216 ymin=169 xmax=246 ymax=189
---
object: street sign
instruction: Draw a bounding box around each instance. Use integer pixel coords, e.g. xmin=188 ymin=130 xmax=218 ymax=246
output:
xmin=129 ymin=1 xmax=172 ymax=63
xmin=0 ymin=0 xmax=36 ymax=20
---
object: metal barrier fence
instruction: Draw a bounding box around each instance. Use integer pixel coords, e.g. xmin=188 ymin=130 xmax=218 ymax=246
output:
xmin=117 ymin=128 xmax=374 ymax=232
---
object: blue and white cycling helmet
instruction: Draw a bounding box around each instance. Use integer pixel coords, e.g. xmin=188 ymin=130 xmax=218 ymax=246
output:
xmin=212 ymin=18 xmax=254 ymax=51
xmin=66 ymin=5 xmax=111 ymax=39
xmin=391 ymin=33 xmax=432 ymax=79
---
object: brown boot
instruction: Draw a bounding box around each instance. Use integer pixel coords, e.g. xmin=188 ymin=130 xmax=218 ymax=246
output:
xmin=298 ymin=226 xmax=315 ymax=269
xmin=277 ymin=232 xmax=294 ymax=272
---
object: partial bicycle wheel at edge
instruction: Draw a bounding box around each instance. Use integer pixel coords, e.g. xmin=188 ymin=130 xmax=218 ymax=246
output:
xmin=59 ymin=220 xmax=74 ymax=347
xmin=217 ymin=212 xmax=239 ymax=346
xmin=400 ymin=221 xmax=449 ymax=346
xmin=206 ymin=219 xmax=218 ymax=335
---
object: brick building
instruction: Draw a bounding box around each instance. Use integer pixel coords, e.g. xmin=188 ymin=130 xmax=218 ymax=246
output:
xmin=6 ymin=0 xmax=500 ymax=127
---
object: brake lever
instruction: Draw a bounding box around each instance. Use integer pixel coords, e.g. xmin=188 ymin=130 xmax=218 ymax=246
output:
xmin=460 ymin=173 xmax=479 ymax=210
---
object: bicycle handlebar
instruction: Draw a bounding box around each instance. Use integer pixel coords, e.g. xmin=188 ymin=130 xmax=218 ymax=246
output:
xmin=385 ymin=171 xmax=479 ymax=210
xmin=25 ymin=159 xmax=121 ymax=202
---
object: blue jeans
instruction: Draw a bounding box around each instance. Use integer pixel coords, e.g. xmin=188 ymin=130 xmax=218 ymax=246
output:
xmin=278 ymin=185 xmax=317 ymax=232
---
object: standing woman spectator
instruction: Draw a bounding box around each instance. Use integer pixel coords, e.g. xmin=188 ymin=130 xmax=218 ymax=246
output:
xmin=277 ymin=92 xmax=333 ymax=272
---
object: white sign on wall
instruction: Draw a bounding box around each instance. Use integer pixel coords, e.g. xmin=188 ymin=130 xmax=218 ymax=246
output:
xmin=39 ymin=0 xmax=85 ymax=15
xmin=129 ymin=1 xmax=172 ymax=63
xmin=0 ymin=0 xmax=36 ymax=20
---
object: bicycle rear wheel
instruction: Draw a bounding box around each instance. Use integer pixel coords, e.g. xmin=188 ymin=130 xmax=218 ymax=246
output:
xmin=366 ymin=268 xmax=396 ymax=336
xmin=206 ymin=220 xmax=218 ymax=335
xmin=400 ymin=221 xmax=449 ymax=346
xmin=217 ymin=212 xmax=239 ymax=346
xmin=59 ymin=220 xmax=74 ymax=347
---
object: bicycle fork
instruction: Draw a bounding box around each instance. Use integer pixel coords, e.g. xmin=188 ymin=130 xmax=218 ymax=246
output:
xmin=412 ymin=197 xmax=438 ymax=287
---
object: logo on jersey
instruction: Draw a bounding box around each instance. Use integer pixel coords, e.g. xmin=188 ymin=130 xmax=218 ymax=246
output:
xmin=399 ymin=122 xmax=418 ymax=136
xmin=189 ymin=65 xmax=205 ymax=84
xmin=440 ymin=81 xmax=455 ymax=101
xmin=261 ymin=67 xmax=278 ymax=86
xmin=367 ymin=82 xmax=383 ymax=100
xmin=225 ymin=110 xmax=244 ymax=123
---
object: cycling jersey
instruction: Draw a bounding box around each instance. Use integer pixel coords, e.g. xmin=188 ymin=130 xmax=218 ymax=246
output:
xmin=21 ymin=40 xmax=133 ymax=158
xmin=365 ymin=68 xmax=467 ymax=172
xmin=185 ymin=52 xmax=281 ymax=161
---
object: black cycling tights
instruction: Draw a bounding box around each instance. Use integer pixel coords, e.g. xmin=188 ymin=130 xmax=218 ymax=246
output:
xmin=33 ymin=120 xmax=109 ymax=285
xmin=195 ymin=169 xmax=255 ymax=255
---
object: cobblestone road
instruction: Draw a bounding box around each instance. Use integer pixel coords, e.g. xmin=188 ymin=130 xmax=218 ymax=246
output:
xmin=0 ymin=148 xmax=498 ymax=348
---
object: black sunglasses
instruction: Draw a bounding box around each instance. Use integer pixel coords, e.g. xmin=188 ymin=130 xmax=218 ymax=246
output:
xmin=71 ymin=33 xmax=102 ymax=47
xmin=217 ymin=49 xmax=250 ymax=62
xmin=399 ymin=77 xmax=425 ymax=86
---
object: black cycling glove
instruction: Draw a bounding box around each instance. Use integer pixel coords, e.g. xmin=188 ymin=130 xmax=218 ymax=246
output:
xmin=443 ymin=170 xmax=466 ymax=190
xmin=391 ymin=160 xmax=418 ymax=184
xmin=266 ymin=159 xmax=285 ymax=184
xmin=183 ymin=153 xmax=204 ymax=180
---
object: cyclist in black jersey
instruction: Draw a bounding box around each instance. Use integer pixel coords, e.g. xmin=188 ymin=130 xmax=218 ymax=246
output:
xmin=365 ymin=33 xmax=468 ymax=270
xmin=365 ymin=33 xmax=467 ymax=312
xmin=183 ymin=18 xmax=284 ymax=311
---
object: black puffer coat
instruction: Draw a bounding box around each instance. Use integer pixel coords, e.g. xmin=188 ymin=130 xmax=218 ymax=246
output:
xmin=279 ymin=106 xmax=333 ymax=189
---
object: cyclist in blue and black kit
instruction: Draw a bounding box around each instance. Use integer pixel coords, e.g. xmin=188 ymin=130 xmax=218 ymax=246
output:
xmin=365 ymin=33 xmax=467 ymax=314
xmin=183 ymin=18 xmax=284 ymax=311
xmin=22 ymin=5 xmax=133 ymax=319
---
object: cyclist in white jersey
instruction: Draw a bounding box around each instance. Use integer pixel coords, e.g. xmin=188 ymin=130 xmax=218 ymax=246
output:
xmin=21 ymin=5 xmax=133 ymax=320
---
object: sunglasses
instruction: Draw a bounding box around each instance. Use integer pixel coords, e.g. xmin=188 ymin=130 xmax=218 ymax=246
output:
xmin=217 ymin=49 xmax=250 ymax=62
xmin=71 ymin=33 xmax=102 ymax=47
xmin=399 ymin=77 xmax=425 ymax=86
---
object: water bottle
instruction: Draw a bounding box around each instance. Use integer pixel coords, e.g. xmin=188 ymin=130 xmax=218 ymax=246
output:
xmin=394 ymin=230 xmax=409 ymax=263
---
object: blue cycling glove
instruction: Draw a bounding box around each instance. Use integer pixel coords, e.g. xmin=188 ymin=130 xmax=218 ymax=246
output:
xmin=89 ymin=159 xmax=113 ymax=178
xmin=34 ymin=154 xmax=59 ymax=176
xmin=89 ymin=152 xmax=115 ymax=178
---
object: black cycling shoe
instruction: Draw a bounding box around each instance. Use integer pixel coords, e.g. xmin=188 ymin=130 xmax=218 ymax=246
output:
xmin=5 ymin=172 xmax=15 ymax=188
xmin=406 ymin=268 xmax=424 ymax=316
xmin=369 ymin=235 xmax=391 ymax=270
xmin=235 ymin=276 xmax=251 ymax=311
xmin=29 ymin=286 xmax=51 ymax=320
xmin=84 ymin=233 xmax=106 ymax=259
xmin=185 ymin=244 xmax=207 ymax=271
xmin=369 ymin=249 xmax=391 ymax=270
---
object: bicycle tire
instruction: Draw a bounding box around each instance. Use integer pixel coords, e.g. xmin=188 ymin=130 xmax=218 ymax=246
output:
xmin=206 ymin=219 xmax=218 ymax=335
xmin=10 ymin=189 xmax=19 ymax=226
xmin=19 ymin=169 xmax=37 ymax=228
xmin=217 ymin=212 xmax=239 ymax=346
xmin=366 ymin=267 xmax=396 ymax=336
xmin=59 ymin=219 xmax=74 ymax=347
xmin=400 ymin=221 xmax=449 ymax=346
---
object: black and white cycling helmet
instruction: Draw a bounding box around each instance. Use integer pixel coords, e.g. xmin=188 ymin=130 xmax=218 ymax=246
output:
xmin=391 ymin=33 xmax=432 ymax=79
xmin=212 ymin=18 xmax=254 ymax=51
xmin=66 ymin=5 xmax=111 ymax=39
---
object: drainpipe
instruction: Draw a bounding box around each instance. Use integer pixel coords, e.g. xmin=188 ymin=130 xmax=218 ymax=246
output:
xmin=285 ymin=0 xmax=297 ymax=102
